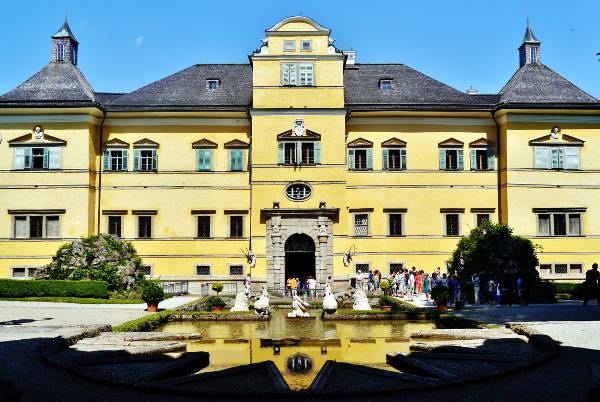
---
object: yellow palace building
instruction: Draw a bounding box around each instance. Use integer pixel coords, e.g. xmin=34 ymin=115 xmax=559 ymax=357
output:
xmin=1 ymin=16 xmax=599 ymax=291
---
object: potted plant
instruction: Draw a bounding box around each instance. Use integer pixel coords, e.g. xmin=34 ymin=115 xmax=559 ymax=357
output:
xmin=209 ymin=296 xmax=226 ymax=312
xmin=379 ymin=280 xmax=391 ymax=296
xmin=212 ymin=282 xmax=224 ymax=296
xmin=139 ymin=278 xmax=164 ymax=312
xmin=378 ymin=295 xmax=395 ymax=311
xmin=431 ymin=286 xmax=451 ymax=311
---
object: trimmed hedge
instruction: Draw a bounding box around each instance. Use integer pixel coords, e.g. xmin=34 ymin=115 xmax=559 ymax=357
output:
xmin=0 ymin=279 xmax=108 ymax=298
xmin=551 ymin=282 xmax=585 ymax=296
xmin=112 ymin=310 xmax=173 ymax=332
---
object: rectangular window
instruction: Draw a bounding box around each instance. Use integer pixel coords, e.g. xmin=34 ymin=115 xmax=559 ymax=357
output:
xmin=284 ymin=142 xmax=297 ymax=165
xmin=390 ymin=263 xmax=403 ymax=274
xmin=137 ymin=216 xmax=152 ymax=238
xmin=284 ymin=40 xmax=295 ymax=51
xmin=537 ymin=213 xmax=582 ymax=236
xmin=14 ymin=216 xmax=27 ymax=238
xmin=440 ymin=149 xmax=464 ymax=170
xmin=570 ymin=264 xmax=583 ymax=273
xmin=45 ymin=216 xmax=60 ymax=238
xmin=553 ymin=214 xmax=566 ymax=236
xmin=356 ymin=263 xmax=369 ymax=273
xmin=281 ymin=63 xmax=313 ymax=86
xmin=301 ymin=40 xmax=312 ymax=51
xmin=196 ymin=149 xmax=212 ymax=171
xmin=197 ymin=216 xmax=211 ymax=238
xmin=388 ymin=214 xmax=403 ymax=236
xmin=12 ymin=215 xmax=61 ymax=239
xmin=32 ymin=148 xmax=45 ymax=169
xmin=476 ymin=214 xmax=490 ymax=227
xmin=14 ymin=147 xmax=62 ymax=170
xmin=57 ymin=44 xmax=64 ymax=61
xmin=551 ymin=148 xmax=564 ymax=169
xmin=380 ymin=80 xmax=392 ymax=90
xmin=278 ymin=142 xmax=320 ymax=165
xmin=554 ymin=264 xmax=568 ymax=274
xmin=229 ymin=216 xmax=243 ymax=238
xmin=108 ymin=216 xmax=122 ymax=237
xmin=142 ymin=265 xmax=153 ymax=275
xmin=300 ymin=142 xmax=314 ymax=164
xmin=229 ymin=150 xmax=244 ymax=171
xmin=229 ymin=265 xmax=244 ymax=276
xmin=565 ymin=148 xmax=580 ymax=169
xmin=354 ymin=214 xmax=369 ymax=236
xmin=11 ymin=268 xmax=26 ymax=278
xmin=29 ymin=216 xmax=43 ymax=238
xmin=568 ymin=214 xmax=581 ymax=235
xmin=207 ymin=80 xmax=219 ymax=89
xmin=196 ymin=265 xmax=210 ymax=276
xmin=445 ymin=214 xmax=460 ymax=236
xmin=382 ymin=148 xmax=406 ymax=170
xmin=470 ymin=149 xmax=495 ymax=170
xmin=104 ymin=150 xmax=128 ymax=171
xmin=351 ymin=149 xmax=371 ymax=170
xmin=534 ymin=147 xmax=580 ymax=170
xmin=133 ymin=149 xmax=157 ymax=172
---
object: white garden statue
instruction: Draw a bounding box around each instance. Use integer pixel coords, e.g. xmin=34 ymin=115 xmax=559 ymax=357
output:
xmin=288 ymin=295 xmax=310 ymax=318
xmin=254 ymin=285 xmax=270 ymax=316
xmin=352 ymin=289 xmax=371 ymax=310
xmin=230 ymin=291 xmax=249 ymax=312
xmin=322 ymin=282 xmax=338 ymax=314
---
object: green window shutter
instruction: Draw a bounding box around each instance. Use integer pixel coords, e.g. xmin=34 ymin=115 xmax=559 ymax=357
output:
xmin=534 ymin=147 xmax=549 ymax=168
xmin=43 ymin=148 xmax=49 ymax=169
xmin=348 ymin=149 xmax=355 ymax=170
xmin=122 ymin=150 xmax=128 ymax=171
xmin=487 ymin=148 xmax=495 ymax=169
xmin=133 ymin=150 xmax=141 ymax=171
xmin=382 ymin=149 xmax=389 ymax=170
xmin=470 ymin=149 xmax=477 ymax=170
xmin=457 ymin=149 xmax=464 ymax=170
xmin=103 ymin=151 xmax=110 ymax=171
xmin=366 ymin=149 xmax=373 ymax=170
xmin=282 ymin=63 xmax=290 ymax=85
xmin=238 ymin=150 xmax=244 ymax=171
xmin=152 ymin=149 xmax=158 ymax=170
xmin=229 ymin=150 xmax=235 ymax=170
xmin=277 ymin=142 xmax=284 ymax=164
xmin=314 ymin=142 xmax=321 ymax=164
xmin=48 ymin=147 xmax=62 ymax=169
xmin=24 ymin=148 xmax=31 ymax=168
xmin=557 ymin=148 xmax=564 ymax=168
xmin=565 ymin=147 xmax=580 ymax=169
xmin=197 ymin=150 xmax=202 ymax=170
xmin=13 ymin=148 xmax=25 ymax=169
xmin=289 ymin=63 xmax=297 ymax=85
xmin=230 ymin=150 xmax=243 ymax=171
xmin=439 ymin=149 xmax=446 ymax=170
xmin=206 ymin=150 xmax=212 ymax=170
xmin=401 ymin=149 xmax=407 ymax=169
xmin=295 ymin=142 xmax=301 ymax=165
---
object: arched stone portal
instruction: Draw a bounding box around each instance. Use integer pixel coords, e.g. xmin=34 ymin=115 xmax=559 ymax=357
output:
xmin=284 ymin=234 xmax=316 ymax=284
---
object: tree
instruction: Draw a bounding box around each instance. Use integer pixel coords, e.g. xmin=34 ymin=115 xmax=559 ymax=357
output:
xmin=448 ymin=221 xmax=541 ymax=302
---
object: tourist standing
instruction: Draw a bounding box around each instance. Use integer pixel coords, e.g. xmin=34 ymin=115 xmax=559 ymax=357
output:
xmin=356 ymin=270 xmax=364 ymax=290
xmin=398 ymin=270 xmax=406 ymax=298
xmin=407 ymin=272 xmax=415 ymax=302
xmin=423 ymin=273 xmax=431 ymax=302
xmin=415 ymin=271 xmax=422 ymax=297
xmin=308 ymin=276 xmax=316 ymax=299
xmin=488 ymin=278 xmax=496 ymax=306
xmin=290 ymin=277 xmax=297 ymax=297
xmin=472 ymin=274 xmax=480 ymax=305
xmin=431 ymin=273 xmax=438 ymax=290
xmin=286 ymin=277 xmax=291 ymax=297
xmin=583 ymin=263 xmax=600 ymax=306
xmin=496 ymin=279 xmax=502 ymax=306
xmin=368 ymin=270 xmax=374 ymax=294
xmin=441 ymin=273 xmax=448 ymax=288
xmin=448 ymin=276 xmax=456 ymax=307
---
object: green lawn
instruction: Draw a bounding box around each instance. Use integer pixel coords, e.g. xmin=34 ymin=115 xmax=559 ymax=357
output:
xmin=0 ymin=296 xmax=145 ymax=304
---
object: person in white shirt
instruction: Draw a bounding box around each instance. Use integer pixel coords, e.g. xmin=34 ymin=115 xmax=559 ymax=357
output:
xmin=356 ymin=270 xmax=364 ymax=290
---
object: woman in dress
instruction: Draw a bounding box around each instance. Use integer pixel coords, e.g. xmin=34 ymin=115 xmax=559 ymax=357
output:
xmin=423 ymin=273 xmax=431 ymax=302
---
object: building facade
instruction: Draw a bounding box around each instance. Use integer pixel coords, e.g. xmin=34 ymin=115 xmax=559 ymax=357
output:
xmin=1 ymin=16 xmax=599 ymax=291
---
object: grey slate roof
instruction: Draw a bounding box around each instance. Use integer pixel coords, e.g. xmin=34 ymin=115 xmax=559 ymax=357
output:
xmin=107 ymin=64 xmax=252 ymax=111
xmin=94 ymin=92 xmax=125 ymax=104
xmin=344 ymin=64 xmax=489 ymax=110
xmin=0 ymin=61 xmax=96 ymax=106
xmin=52 ymin=19 xmax=78 ymax=43
xmin=499 ymin=63 xmax=599 ymax=105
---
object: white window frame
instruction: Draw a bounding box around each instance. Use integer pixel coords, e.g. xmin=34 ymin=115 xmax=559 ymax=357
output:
xmin=301 ymin=40 xmax=312 ymax=51
xmin=195 ymin=264 xmax=212 ymax=276
xmin=470 ymin=147 xmax=495 ymax=170
xmin=13 ymin=146 xmax=62 ymax=170
xmin=142 ymin=264 xmax=154 ymax=277
xmin=382 ymin=148 xmax=406 ymax=171
xmin=136 ymin=215 xmax=154 ymax=239
xmin=536 ymin=212 xmax=583 ymax=237
xmin=134 ymin=149 xmax=157 ymax=172
xmin=228 ymin=215 xmax=245 ymax=238
xmin=9 ymin=265 xmax=43 ymax=279
xmin=388 ymin=261 xmax=406 ymax=275
xmin=104 ymin=149 xmax=129 ymax=171
xmin=57 ymin=44 xmax=64 ymax=61
xmin=352 ymin=212 xmax=371 ymax=237
xmin=439 ymin=148 xmax=464 ymax=170
xmin=284 ymin=40 xmax=296 ymax=51
xmin=387 ymin=213 xmax=405 ymax=237
xmin=444 ymin=213 xmax=462 ymax=237
xmin=538 ymin=262 xmax=585 ymax=278
xmin=281 ymin=63 xmax=315 ymax=86
xmin=348 ymin=148 xmax=373 ymax=170
xmin=195 ymin=215 xmax=213 ymax=239
xmin=12 ymin=215 xmax=62 ymax=239
xmin=475 ymin=213 xmax=491 ymax=227
xmin=106 ymin=215 xmax=124 ymax=238
xmin=206 ymin=79 xmax=219 ymax=89
xmin=354 ymin=262 xmax=371 ymax=274
xmin=533 ymin=146 xmax=580 ymax=170
xmin=228 ymin=264 xmax=245 ymax=277
xmin=380 ymin=80 xmax=393 ymax=90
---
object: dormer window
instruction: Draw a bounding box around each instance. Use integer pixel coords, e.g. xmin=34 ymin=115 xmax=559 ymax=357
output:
xmin=301 ymin=40 xmax=312 ymax=51
xmin=284 ymin=40 xmax=295 ymax=51
xmin=206 ymin=79 xmax=219 ymax=89
xmin=379 ymin=79 xmax=393 ymax=90
xmin=57 ymin=44 xmax=64 ymax=61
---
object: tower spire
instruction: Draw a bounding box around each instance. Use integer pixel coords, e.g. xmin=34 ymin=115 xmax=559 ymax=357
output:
xmin=518 ymin=18 xmax=541 ymax=67
xmin=51 ymin=17 xmax=79 ymax=65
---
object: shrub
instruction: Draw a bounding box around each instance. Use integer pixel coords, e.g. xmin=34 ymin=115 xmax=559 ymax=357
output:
xmin=379 ymin=280 xmax=391 ymax=295
xmin=212 ymin=282 xmax=224 ymax=296
xmin=0 ymin=279 xmax=108 ymax=298
xmin=35 ymin=234 xmax=145 ymax=291
xmin=112 ymin=311 xmax=173 ymax=332
xmin=431 ymin=286 xmax=451 ymax=306
xmin=551 ymin=282 xmax=585 ymax=296
xmin=208 ymin=296 xmax=226 ymax=308
xmin=139 ymin=279 xmax=165 ymax=304
xmin=378 ymin=295 xmax=395 ymax=307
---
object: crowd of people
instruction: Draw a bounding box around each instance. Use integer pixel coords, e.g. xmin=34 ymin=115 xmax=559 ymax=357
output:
xmin=285 ymin=275 xmax=334 ymax=299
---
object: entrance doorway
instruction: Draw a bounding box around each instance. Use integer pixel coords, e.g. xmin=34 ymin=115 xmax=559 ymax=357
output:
xmin=284 ymin=234 xmax=316 ymax=287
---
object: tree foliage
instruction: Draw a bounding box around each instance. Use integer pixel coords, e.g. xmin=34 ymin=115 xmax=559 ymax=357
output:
xmin=448 ymin=222 xmax=540 ymax=293
xmin=36 ymin=234 xmax=145 ymax=291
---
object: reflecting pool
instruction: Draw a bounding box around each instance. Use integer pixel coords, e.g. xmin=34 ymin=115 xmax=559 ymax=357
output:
xmin=157 ymin=310 xmax=437 ymax=390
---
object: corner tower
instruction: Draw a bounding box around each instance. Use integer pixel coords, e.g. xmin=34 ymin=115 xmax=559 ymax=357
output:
xmin=51 ymin=17 xmax=79 ymax=65
xmin=518 ymin=19 xmax=541 ymax=67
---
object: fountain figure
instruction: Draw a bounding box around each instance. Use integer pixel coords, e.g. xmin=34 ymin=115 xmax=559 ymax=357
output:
xmin=254 ymin=285 xmax=270 ymax=317
xmin=288 ymin=295 xmax=310 ymax=317
xmin=352 ymin=289 xmax=371 ymax=310
xmin=322 ymin=282 xmax=338 ymax=314
xmin=230 ymin=291 xmax=249 ymax=312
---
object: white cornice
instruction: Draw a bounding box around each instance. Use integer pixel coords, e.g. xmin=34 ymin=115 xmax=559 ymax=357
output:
xmin=250 ymin=108 xmax=347 ymax=117
xmin=347 ymin=117 xmax=495 ymax=126
xmin=250 ymin=55 xmax=344 ymax=61
xmin=0 ymin=114 xmax=101 ymax=125
xmin=497 ymin=114 xmax=600 ymax=125
xmin=266 ymin=31 xmax=329 ymax=36
xmin=104 ymin=118 xmax=250 ymax=126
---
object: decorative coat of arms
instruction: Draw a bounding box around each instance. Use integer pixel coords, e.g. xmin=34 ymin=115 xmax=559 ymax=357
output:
xmin=34 ymin=126 xmax=44 ymax=140
xmin=293 ymin=118 xmax=305 ymax=136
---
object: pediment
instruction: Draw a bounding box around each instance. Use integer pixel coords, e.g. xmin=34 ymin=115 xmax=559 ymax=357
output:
xmin=438 ymin=138 xmax=464 ymax=148
xmin=381 ymin=137 xmax=407 ymax=148
xmin=277 ymin=129 xmax=321 ymax=141
xmin=133 ymin=138 xmax=159 ymax=149
xmin=469 ymin=138 xmax=495 ymax=148
xmin=347 ymin=137 xmax=373 ymax=148
xmin=529 ymin=133 xmax=584 ymax=147
xmin=8 ymin=133 xmax=67 ymax=147
xmin=104 ymin=138 xmax=130 ymax=148
xmin=191 ymin=138 xmax=218 ymax=149
xmin=224 ymin=139 xmax=249 ymax=149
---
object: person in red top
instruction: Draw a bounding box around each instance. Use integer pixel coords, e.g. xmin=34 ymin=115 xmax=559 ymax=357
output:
xmin=415 ymin=271 xmax=423 ymax=297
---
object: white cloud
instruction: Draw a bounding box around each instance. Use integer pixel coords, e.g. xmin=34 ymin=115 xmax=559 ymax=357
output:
xmin=135 ymin=36 xmax=144 ymax=47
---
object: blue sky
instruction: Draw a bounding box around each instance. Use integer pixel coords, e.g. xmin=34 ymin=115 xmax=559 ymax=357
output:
xmin=1 ymin=0 xmax=599 ymax=97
